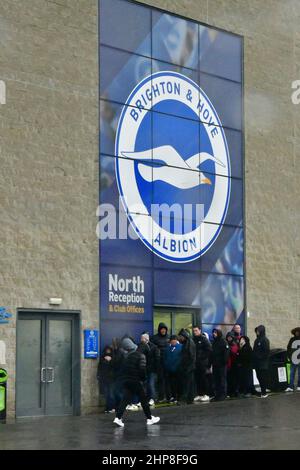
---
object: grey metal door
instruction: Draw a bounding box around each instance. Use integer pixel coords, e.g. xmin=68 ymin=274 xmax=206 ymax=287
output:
xmin=16 ymin=311 xmax=80 ymax=417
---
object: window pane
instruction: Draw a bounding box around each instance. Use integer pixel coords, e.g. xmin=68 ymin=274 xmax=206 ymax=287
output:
xmin=200 ymin=73 xmax=242 ymax=130
xmin=153 ymin=311 xmax=172 ymax=335
xmin=100 ymin=46 xmax=151 ymax=105
xmin=152 ymin=11 xmax=199 ymax=69
xmin=175 ymin=312 xmax=193 ymax=336
xmin=100 ymin=0 xmax=151 ymax=57
xmin=200 ymin=26 xmax=242 ymax=82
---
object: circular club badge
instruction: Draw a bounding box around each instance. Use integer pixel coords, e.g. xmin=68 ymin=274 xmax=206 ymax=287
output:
xmin=115 ymin=71 xmax=231 ymax=263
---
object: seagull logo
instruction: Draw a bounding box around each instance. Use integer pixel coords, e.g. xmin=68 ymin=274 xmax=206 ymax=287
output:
xmin=115 ymin=71 xmax=231 ymax=263
xmin=121 ymin=146 xmax=225 ymax=189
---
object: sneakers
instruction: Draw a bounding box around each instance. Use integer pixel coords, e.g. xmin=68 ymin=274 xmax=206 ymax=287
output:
xmin=200 ymin=395 xmax=210 ymax=402
xmin=193 ymin=396 xmax=202 ymax=402
xmin=136 ymin=402 xmax=142 ymax=408
xmin=261 ymin=394 xmax=269 ymax=398
xmin=113 ymin=417 xmax=124 ymax=427
xmin=149 ymin=399 xmax=155 ymax=406
xmin=126 ymin=404 xmax=139 ymax=411
xmin=146 ymin=416 xmax=160 ymax=425
xmin=168 ymin=397 xmax=177 ymax=403
xmin=297 ymin=387 xmax=300 ymax=391
xmin=285 ymin=387 xmax=294 ymax=392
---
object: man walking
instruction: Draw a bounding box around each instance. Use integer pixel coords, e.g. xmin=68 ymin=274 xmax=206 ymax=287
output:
xmin=113 ymin=338 xmax=160 ymax=427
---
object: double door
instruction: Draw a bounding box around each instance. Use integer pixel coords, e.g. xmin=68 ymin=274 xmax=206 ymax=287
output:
xmin=16 ymin=311 xmax=80 ymax=417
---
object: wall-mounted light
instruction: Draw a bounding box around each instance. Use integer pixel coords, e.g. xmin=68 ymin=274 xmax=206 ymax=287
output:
xmin=49 ymin=298 xmax=62 ymax=306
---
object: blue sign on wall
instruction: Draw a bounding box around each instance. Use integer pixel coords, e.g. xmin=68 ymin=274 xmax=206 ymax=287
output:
xmin=84 ymin=330 xmax=99 ymax=359
xmin=0 ymin=307 xmax=12 ymax=324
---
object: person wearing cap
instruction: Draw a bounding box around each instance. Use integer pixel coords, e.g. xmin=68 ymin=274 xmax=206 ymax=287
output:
xmin=163 ymin=335 xmax=183 ymax=403
xmin=232 ymin=324 xmax=242 ymax=343
xmin=113 ymin=337 xmax=160 ymax=427
xmin=138 ymin=332 xmax=160 ymax=405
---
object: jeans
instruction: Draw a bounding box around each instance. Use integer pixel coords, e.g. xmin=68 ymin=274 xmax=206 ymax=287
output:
xmin=194 ymin=365 xmax=209 ymax=396
xmin=157 ymin=365 xmax=169 ymax=401
xmin=147 ymin=372 xmax=157 ymax=401
xmin=289 ymin=363 xmax=300 ymax=388
xmin=101 ymin=381 xmax=115 ymax=411
xmin=180 ymin=371 xmax=195 ymax=403
xmin=213 ymin=366 xmax=227 ymax=400
xmin=166 ymin=371 xmax=181 ymax=401
xmin=116 ymin=381 xmax=152 ymax=420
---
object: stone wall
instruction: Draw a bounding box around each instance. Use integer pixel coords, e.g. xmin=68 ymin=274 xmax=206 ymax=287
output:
xmin=0 ymin=0 xmax=300 ymax=417
xmin=0 ymin=0 xmax=99 ymax=417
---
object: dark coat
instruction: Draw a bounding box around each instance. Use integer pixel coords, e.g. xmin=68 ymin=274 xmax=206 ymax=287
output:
xmin=211 ymin=329 xmax=230 ymax=368
xmin=138 ymin=341 xmax=160 ymax=374
xmin=97 ymin=347 xmax=114 ymax=384
xmin=236 ymin=337 xmax=253 ymax=370
xmin=151 ymin=323 xmax=170 ymax=365
xmin=179 ymin=329 xmax=196 ymax=373
xmin=119 ymin=350 xmax=147 ymax=383
xmin=193 ymin=333 xmax=212 ymax=368
xmin=253 ymin=325 xmax=270 ymax=370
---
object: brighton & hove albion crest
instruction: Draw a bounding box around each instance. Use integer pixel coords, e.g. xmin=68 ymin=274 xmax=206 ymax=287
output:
xmin=115 ymin=71 xmax=231 ymax=263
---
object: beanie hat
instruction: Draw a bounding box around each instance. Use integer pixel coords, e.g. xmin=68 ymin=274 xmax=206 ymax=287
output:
xmin=141 ymin=333 xmax=150 ymax=342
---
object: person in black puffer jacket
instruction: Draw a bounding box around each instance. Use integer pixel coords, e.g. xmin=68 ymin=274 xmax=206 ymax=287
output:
xmin=151 ymin=323 xmax=170 ymax=401
xmin=178 ymin=329 xmax=196 ymax=404
xmin=114 ymin=338 xmax=160 ymax=427
xmin=211 ymin=328 xmax=230 ymax=401
xmin=253 ymin=325 xmax=270 ymax=397
xmin=192 ymin=325 xmax=212 ymax=401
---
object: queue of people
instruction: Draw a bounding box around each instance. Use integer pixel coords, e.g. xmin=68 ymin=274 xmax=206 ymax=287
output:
xmin=97 ymin=323 xmax=300 ymax=427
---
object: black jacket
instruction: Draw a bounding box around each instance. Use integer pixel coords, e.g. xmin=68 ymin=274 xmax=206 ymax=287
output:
xmin=236 ymin=337 xmax=253 ymax=370
xmin=119 ymin=350 xmax=147 ymax=382
xmin=193 ymin=333 xmax=212 ymax=368
xmin=287 ymin=329 xmax=300 ymax=364
xmin=97 ymin=348 xmax=114 ymax=384
xmin=179 ymin=329 xmax=196 ymax=372
xmin=253 ymin=325 xmax=270 ymax=370
xmin=151 ymin=323 xmax=170 ymax=362
xmin=138 ymin=341 xmax=160 ymax=373
xmin=211 ymin=330 xmax=230 ymax=368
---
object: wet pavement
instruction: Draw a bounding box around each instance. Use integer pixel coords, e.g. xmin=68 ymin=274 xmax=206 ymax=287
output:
xmin=1 ymin=393 xmax=300 ymax=450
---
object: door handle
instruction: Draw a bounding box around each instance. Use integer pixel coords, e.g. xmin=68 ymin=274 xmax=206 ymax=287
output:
xmin=47 ymin=367 xmax=55 ymax=383
xmin=41 ymin=367 xmax=46 ymax=383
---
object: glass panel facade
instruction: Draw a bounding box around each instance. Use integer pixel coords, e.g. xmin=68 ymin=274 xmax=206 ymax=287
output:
xmin=99 ymin=0 xmax=244 ymax=349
